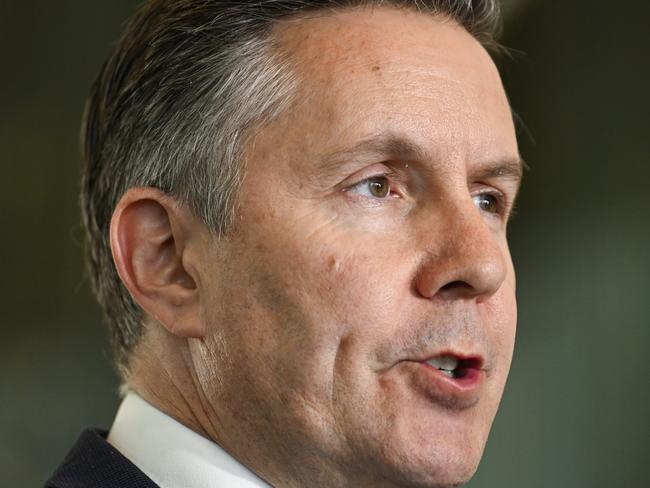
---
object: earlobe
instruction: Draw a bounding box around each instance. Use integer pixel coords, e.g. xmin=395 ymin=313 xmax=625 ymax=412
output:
xmin=110 ymin=188 xmax=204 ymax=339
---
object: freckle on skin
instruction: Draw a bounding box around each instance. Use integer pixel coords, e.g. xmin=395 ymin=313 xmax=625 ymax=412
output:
xmin=371 ymin=65 xmax=380 ymax=72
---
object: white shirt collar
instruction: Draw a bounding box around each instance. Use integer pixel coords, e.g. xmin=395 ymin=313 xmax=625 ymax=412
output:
xmin=107 ymin=392 xmax=272 ymax=488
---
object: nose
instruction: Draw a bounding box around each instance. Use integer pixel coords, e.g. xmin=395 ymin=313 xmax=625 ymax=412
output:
xmin=415 ymin=203 xmax=508 ymax=303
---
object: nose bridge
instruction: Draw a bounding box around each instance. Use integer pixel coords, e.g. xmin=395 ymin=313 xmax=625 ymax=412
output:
xmin=416 ymin=199 xmax=507 ymax=301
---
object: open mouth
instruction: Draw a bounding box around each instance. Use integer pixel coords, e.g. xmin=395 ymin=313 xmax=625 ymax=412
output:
xmin=425 ymin=354 xmax=482 ymax=379
xmin=397 ymin=352 xmax=485 ymax=409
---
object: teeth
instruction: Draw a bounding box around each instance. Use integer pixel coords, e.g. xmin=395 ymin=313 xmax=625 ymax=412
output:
xmin=426 ymin=355 xmax=459 ymax=372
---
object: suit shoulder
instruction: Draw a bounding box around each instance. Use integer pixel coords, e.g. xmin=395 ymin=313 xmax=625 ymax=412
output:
xmin=44 ymin=428 xmax=159 ymax=488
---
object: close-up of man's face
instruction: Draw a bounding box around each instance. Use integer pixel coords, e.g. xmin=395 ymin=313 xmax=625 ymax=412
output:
xmin=10 ymin=0 xmax=650 ymax=487
xmin=187 ymin=7 xmax=521 ymax=487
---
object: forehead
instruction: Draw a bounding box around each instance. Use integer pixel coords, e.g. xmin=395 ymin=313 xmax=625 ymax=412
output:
xmin=258 ymin=6 xmax=516 ymax=174
xmin=277 ymin=7 xmax=494 ymax=79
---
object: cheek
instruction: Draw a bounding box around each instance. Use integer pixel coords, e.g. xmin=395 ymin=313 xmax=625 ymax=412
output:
xmin=485 ymin=243 xmax=517 ymax=343
xmin=215 ymin=198 xmax=414 ymax=389
xmin=496 ymin=274 xmax=517 ymax=350
xmin=253 ymin=209 xmax=400 ymax=323
xmin=481 ymin=276 xmax=517 ymax=397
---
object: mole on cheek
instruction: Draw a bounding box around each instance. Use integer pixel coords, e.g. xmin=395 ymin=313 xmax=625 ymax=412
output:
xmin=371 ymin=65 xmax=380 ymax=72
xmin=327 ymin=255 xmax=341 ymax=273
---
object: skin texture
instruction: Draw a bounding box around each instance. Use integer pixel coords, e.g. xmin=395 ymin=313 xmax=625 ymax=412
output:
xmin=112 ymin=7 xmax=521 ymax=488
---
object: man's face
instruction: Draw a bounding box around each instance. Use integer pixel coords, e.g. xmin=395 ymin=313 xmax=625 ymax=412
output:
xmin=194 ymin=7 xmax=520 ymax=487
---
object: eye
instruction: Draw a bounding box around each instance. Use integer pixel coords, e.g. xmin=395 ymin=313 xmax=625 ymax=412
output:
xmin=350 ymin=176 xmax=392 ymax=199
xmin=473 ymin=192 xmax=501 ymax=215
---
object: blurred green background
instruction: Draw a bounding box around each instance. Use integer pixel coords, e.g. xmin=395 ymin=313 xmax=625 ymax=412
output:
xmin=1 ymin=1 xmax=648 ymax=486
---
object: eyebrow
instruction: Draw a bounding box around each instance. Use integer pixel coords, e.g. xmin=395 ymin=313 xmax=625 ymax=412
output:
xmin=319 ymin=133 xmax=430 ymax=173
xmin=472 ymin=157 xmax=525 ymax=183
xmin=319 ymin=131 xmax=525 ymax=184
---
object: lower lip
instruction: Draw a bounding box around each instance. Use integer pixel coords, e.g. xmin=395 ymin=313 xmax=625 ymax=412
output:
xmin=403 ymin=361 xmax=485 ymax=410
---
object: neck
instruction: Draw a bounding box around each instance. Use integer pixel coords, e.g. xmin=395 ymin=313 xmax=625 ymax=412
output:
xmin=122 ymin=325 xmax=409 ymax=488
xmin=124 ymin=326 xmax=220 ymax=444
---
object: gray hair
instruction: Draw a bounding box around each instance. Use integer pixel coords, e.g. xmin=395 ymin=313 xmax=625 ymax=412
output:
xmin=81 ymin=0 xmax=502 ymax=377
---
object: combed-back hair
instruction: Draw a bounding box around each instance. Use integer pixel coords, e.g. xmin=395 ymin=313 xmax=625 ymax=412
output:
xmin=81 ymin=0 xmax=502 ymax=377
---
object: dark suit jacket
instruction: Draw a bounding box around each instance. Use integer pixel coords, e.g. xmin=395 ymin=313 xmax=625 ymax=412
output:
xmin=45 ymin=428 xmax=159 ymax=488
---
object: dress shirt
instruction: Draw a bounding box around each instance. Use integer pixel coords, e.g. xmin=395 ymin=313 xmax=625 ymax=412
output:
xmin=108 ymin=392 xmax=271 ymax=488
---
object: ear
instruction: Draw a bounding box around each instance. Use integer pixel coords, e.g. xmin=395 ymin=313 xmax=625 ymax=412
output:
xmin=110 ymin=187 xmax=204 ymax=338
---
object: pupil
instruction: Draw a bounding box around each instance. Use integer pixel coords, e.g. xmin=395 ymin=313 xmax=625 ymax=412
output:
xmin=369 ymin=177 xmax=389 ymax=198
xmin=481 ymin=195 xmax=497 ymax=212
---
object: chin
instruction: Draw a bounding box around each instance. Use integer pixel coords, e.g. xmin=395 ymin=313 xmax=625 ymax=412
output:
xmin=383 ymin=448 xmax=482 ymax=488
xmin=421 ymin=454 xmax=481 ymax=488
xmin=369 ymin=416 xmax=489 ymax=488
xmin=381 ymin=459 xmax=481 ymax=488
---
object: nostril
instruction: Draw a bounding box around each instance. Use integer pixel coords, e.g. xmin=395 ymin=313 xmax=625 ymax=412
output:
xmin=440 ymin=280 xmax=470 ymax=292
